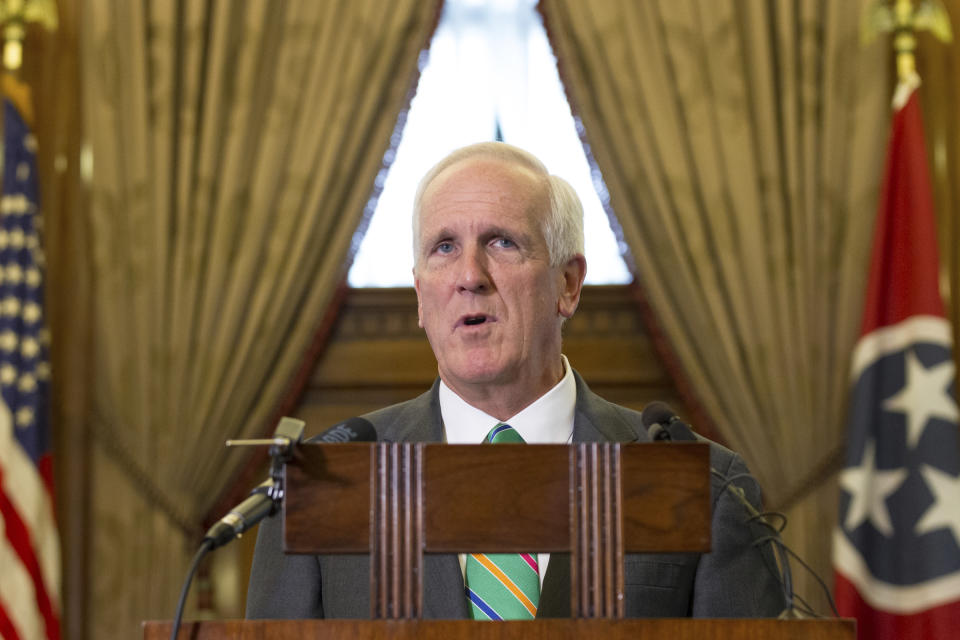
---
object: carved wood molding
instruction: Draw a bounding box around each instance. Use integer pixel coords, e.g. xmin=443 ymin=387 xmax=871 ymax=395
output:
xmin=296 ymin=285 xmax=689 ymax=437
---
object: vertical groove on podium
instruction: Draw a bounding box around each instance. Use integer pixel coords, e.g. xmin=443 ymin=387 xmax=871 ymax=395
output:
xmin=402 ymin=444 xmax=412 ymax=617
xmin=390 ymin=444 xmax=400 ymax=614
xmin=373 ymin=444 xmax=387 ymax=618
xmin=602 ymin=445 xmax=613 ymax=616
xmin=613 ymin=444 xmax=624 ymax=618
xmin=371 ymin=443 xmax=422 ymax=619
xmin=590 ymin=445 xmax=601 ymax=616
xmin=413 ymin=443 xmax=424 ymax=617
xmin=571 ymin=443 xmax=624 ymax=618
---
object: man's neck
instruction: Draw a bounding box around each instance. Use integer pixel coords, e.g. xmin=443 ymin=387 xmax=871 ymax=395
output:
xmin=441 ymin=361 xmax=565 ymax=421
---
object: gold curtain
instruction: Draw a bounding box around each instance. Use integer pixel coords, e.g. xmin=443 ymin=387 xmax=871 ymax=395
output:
xmin=77 ymin=0 xmax=440 ymax=635
xmin=541 ymin=0 xmax=892 ymax=607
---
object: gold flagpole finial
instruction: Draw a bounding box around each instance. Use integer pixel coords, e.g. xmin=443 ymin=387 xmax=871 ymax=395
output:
xmin=0 ymin=0 xmax=58 ymax=72
xmin=861 ymin=0 xmax=953 ymax=82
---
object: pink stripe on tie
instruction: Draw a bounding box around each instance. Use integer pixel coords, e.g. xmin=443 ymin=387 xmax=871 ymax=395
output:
xmin=520 ymin=553 xmax=538 ymax=574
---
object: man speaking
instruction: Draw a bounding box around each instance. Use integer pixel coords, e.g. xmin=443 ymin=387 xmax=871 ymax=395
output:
xmin=246 ymin=142 xmax=784 ymax=619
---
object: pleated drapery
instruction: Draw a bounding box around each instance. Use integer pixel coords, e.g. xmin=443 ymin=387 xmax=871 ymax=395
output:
xmin=541 ymin=0 xmax=892 ymax=608
xmin=78 ymin=1 xmax=440 ymax=635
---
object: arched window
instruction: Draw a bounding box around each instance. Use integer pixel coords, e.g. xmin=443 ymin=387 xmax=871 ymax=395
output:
xmin=349 ymin=0 xmax=631 ymax=287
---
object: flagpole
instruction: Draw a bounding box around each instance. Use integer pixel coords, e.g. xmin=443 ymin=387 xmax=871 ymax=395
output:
xmin=0 ymin=0 xmax=57 ymax=137
xmin=861 ymin=0 xmax=954 ymax=85
xmin=0 ymin=0 xmax=58 ymax=72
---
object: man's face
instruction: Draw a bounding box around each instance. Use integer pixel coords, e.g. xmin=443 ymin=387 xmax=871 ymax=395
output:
xmin=413 ymin=157 xmax=584 ymax=405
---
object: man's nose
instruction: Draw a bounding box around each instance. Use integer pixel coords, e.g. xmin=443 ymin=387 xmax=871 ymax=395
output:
xmin=456 ymin=245 xmax=491 ymax=293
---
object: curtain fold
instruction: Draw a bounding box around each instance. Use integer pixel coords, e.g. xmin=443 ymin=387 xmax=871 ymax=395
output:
xmin=542 ymin=0 xmax=892 ymax=608
xmin=79 ymin=0 xmax=440 ymax=635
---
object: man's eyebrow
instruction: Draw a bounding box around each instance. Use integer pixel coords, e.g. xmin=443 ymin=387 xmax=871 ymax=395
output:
xmin=422 ymin=227 xmax=456 ymax=246
xmin=484 ymin=226 xmax=532 ymax=244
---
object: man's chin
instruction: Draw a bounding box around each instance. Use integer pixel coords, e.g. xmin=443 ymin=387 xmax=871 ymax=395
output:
xmin=438 ymin=360 xmax=514 ymax=390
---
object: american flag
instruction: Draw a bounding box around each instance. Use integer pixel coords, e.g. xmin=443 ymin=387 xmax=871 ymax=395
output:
xmin=0 ymin=90 xmax=60 ymax=639
xmin=833 ymin=77 xmax=960 ymax=639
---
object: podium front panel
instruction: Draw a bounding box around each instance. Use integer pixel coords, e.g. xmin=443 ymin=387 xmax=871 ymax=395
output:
xmin=284 ymin=442 xmax=710 ymax=555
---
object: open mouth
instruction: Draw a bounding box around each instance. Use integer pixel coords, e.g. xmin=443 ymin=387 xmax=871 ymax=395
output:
xmin=463 ymin=315 xmax=487 ymax=326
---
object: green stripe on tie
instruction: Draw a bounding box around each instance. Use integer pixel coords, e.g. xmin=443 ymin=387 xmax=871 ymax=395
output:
xmin=464 ymin=423 xmax=540 ymax=620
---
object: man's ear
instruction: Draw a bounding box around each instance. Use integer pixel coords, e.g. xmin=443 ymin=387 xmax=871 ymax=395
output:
xmin=557 ymin=254 xmax=587 ymax=318
xmin=413 ymin=269 xmax=425 ymax=328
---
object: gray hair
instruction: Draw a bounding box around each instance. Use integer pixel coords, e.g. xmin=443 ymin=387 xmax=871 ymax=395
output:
xmin=412 ymin=142 xmax=584 ymax=268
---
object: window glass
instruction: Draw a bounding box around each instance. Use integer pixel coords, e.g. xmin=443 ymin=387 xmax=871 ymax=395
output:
xmin=348 ymin=0 xmax=632 ymax=287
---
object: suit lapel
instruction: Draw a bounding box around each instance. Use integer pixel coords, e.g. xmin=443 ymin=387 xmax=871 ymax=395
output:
xmin=537 ymin=552 xmax=572 ymax=617
xmin=570 ymin=371 xmax=647 ymax=444
xmin=378 ymin=378 xmax=445 ymax=442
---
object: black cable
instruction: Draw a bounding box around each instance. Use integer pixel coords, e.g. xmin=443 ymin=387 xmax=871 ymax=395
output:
xmin=714 ymin=471 xmax=763 ymax=498
xmin=713 ymin=467 xmax=842 ymax=619
xmin=780 ymin=542 xmax=840 ymax=617
xmin=744 ymin=533 xmax=793 ymax=609
xmin=711 ymin=468 xmax=795 ymax=612
xmin=664 ymin=421 xmax=833 ymax=618
xmin=170 ymin=538 xmax=214 ymax=640
xmin=765 ymin=536 xmax=794 ymax=613
xmin=790 ymin=593 xmax=825 ymax=618
xmin=747 ymin=510 xmax=787 ymax=532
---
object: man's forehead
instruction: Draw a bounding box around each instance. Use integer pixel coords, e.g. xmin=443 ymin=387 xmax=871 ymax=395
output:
xmin=418 ymin=193 xmax=545 ymax=242
xmin=425 ymin=155 xmax=546 ymax=199
xmin=422 ymin=158 xmax=546 ymax=221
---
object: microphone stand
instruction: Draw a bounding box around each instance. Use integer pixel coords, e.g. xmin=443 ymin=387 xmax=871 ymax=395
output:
xmin=169 ymin=417 xmax=305 ymax=640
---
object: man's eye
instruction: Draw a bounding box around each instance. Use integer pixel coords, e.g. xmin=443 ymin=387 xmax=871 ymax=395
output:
xmin=493 ymin=237 xmax=515 ymax=249
xmin=435 ymin=242 xmax=454 ymax=254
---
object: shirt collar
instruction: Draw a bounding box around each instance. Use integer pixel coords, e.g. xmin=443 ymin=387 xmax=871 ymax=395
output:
xmin=440 ymin=355 xmax=576 ymax=444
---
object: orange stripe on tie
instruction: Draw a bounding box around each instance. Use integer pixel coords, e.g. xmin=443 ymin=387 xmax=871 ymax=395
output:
xmin=471 ymin=554 xmax=538 ymax=616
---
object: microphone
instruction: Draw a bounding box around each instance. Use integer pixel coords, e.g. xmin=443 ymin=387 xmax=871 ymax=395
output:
xmin=203 ymin=417 xmax=305 ymax=549
xmin=640 ymin=402 xmax=805 ymax=616
xmin=641 ymin=401 xmax=697 ymax=441
xmin=172 ymin=417 xmax=377 ymax=639
xmin=203 ymin=416 xmax=377 ymax=550
xmin=308 ymin=416 xmax=378 ymax=444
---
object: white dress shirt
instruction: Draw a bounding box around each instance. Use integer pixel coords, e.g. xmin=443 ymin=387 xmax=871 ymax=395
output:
xmin=439 ymin=355 xmax=576 ymax=587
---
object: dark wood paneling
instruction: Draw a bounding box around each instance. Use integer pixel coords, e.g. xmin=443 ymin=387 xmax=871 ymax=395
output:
xmin=293 ymin=285 xmax=688 ymax=436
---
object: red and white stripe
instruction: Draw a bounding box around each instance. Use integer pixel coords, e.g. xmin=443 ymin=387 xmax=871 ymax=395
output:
xmin=0 ymin=400 xmax=60 ymax=639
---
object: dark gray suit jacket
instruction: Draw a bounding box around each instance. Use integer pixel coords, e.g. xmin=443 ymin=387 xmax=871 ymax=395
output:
xmin=246 ymin=372 xmax=785 ymax=619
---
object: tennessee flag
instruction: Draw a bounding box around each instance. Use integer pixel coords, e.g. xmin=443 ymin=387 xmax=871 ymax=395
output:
xmin=0 ymin=76 xmax=60 ymax=639
xmin=833 ymin=75 xmax=960 ymax=639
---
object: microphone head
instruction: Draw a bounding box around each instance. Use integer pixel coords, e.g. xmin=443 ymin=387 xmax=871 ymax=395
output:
xmin=313 ymin=417 xmax=378 ymax=443
xmin=641 ymin=401 xmax=678 ymax=429
xmin=274 ymin=416 xmax=306 ymax=443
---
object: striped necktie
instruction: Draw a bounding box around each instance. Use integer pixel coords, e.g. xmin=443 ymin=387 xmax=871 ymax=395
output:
xmin=464 ymin=423 xmax=540 ymax=620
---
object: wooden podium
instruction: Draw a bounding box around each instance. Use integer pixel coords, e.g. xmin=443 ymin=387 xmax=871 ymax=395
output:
xmin=145 ymin=442 xmax=853 ymax=639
